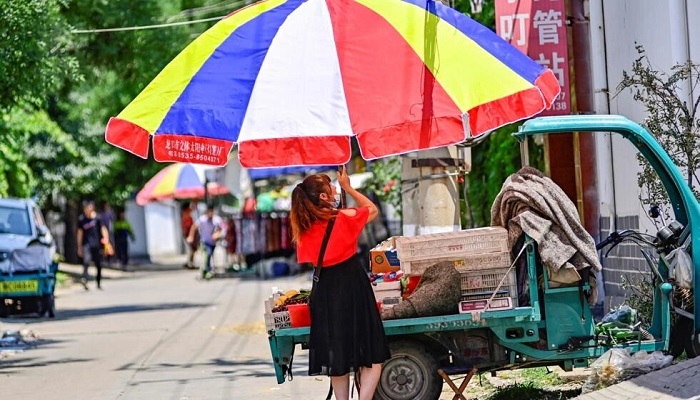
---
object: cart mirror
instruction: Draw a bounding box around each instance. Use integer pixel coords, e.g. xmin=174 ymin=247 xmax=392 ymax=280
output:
xmin=649 ymin=205 xmax=660 ymax=219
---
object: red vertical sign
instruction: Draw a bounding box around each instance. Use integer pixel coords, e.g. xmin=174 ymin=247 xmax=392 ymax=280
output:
xmin=529 ymin=0 xmax=570 ymax=115
xmin=495 ymin=0 xmax=533 ymax=54
xmin=496 ymin=0 xmax=570 ymax=115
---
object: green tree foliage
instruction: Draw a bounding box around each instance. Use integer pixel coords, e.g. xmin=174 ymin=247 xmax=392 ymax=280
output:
xmin=453 ymin=0 xmax=495 ymax=27
xmin=0 ymin=0 xmax=78 ymax=199
xmin=368 ymin=157 xmax=402 ymax=215
xmin=617 ymin=45 xmax=700 ymax=207
xmin=0 ymin=0 xmax=78 ymax=109
xmin=0 ymin=106 xmax=79 ymax=200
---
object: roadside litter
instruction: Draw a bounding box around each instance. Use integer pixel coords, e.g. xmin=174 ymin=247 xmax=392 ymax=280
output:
xmin=0 ymin=330 xmax=39 ymax=358
xmin=581 ymin=348 xmax=673 ymax=393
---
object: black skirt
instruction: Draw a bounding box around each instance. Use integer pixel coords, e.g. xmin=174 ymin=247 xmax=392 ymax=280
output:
xmin=308 ymin=255 xmax=391 ymax=376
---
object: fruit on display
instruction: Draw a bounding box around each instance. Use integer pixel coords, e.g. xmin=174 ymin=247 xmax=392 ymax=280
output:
xmin=272 ymin=290 xmax=310 ymax=312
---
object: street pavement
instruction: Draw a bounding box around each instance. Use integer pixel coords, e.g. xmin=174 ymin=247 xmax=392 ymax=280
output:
xmin=0 ymin=260 xmax=333 ymax=400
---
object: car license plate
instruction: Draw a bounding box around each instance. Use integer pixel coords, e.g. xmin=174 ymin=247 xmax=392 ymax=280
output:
xmin=0 ymin=280 xmax=39 ymax=293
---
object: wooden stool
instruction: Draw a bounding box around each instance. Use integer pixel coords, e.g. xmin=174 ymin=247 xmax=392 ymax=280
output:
xmin=437 ymin=366 xmax=478 ymax=400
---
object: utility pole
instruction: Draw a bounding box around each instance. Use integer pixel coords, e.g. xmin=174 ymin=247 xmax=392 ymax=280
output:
xmin=570 ymin=0 xmax=600 ymax=241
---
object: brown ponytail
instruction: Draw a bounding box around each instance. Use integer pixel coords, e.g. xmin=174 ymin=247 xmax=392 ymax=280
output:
xmin=290 ymin=174 xmax=336 ymax=243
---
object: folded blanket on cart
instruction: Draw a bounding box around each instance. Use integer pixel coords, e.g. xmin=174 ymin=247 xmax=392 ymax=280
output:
xmin=490 ymin=167 xmax=602 ymax=286
xmin=0 ymin=246 xmax=53 ymax=274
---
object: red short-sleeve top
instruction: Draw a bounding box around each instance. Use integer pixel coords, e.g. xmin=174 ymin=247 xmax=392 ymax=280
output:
xmin=297 ymin=207 xmax=369 ymax=267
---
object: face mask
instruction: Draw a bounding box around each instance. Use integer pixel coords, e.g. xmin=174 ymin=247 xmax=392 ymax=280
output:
xmin=331 ymin=194 xmax=341 ymax=208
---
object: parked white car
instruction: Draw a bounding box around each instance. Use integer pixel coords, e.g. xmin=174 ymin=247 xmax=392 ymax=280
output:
xmin=0 ymin=198 xmax=55 ymax=267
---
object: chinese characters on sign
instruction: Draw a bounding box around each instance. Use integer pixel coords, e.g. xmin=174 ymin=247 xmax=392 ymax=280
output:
xmin=495 ymin=0 xmax=570 ymax=115
xmin=153 ymin=135 xmax=233 ymax=165
xmin=496 ymin=0 xmax=532 ymax=53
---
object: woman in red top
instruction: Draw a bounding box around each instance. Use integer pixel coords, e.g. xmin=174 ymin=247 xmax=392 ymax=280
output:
xmin=292 ymin=168 xmax=390 ymax=400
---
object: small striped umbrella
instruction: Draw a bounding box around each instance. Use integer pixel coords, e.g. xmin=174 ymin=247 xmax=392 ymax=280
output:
xmin=136 ymin=163 xmax=229 ymax=206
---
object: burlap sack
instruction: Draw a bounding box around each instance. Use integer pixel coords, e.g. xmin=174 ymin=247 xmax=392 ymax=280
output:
xmin=381 ymin=261 xmax=461 ymax=320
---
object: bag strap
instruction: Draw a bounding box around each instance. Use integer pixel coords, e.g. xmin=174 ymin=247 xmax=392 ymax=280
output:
xmin=313 ymin=216 xmax=336 ymax=282
xmin=310 ymin=217 xmax=337 ymax=399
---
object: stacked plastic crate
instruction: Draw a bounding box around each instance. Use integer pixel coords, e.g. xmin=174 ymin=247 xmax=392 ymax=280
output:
xmin=263 ymin=296 xmax=291 ymax=333
xmin=395 ymin=227 xmax=517 ymax=306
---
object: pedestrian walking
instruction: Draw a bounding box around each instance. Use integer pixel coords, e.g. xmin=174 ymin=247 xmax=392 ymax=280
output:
xmin=291 ymin=167 xmax=390 ymax=400
xmin=113 ymin=209 xmax=135 ymax=270
xmin=187 ymin=205 xmax=225 ymax=279
xmin=224 ymin=216 xmax=240 ymax=271
xmin=77 ymin=201 xmax=111 ymax=290
xmin=98 ymin=201 xmax=116 ymax=266
xmin=181 ymin=202 xmax=198 ymax=269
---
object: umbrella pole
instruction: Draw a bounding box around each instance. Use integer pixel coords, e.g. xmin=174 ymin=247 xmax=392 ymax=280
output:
xmin=340 ymin=165 xmax=348 ymax=209
xmin=204 ymin=178 xmax=210 ymax=205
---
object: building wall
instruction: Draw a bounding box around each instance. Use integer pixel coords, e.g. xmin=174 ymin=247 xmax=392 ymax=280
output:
xmin=143 ymin=201 xmax=181 ymax=257
xmin=125 ymin=200 xmax=148 ymax=257
xmin=591 ymin=0 xmax=697 ymax=306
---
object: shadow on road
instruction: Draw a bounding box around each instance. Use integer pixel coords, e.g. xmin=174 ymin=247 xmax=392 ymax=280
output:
xmin=0 ymin=356 xmax=94 ymax=374
xmin=210 ymin=357 xmax=278 ymax=378
xmin=117 ymin=357 xmax=283 ymax=380
xmin=1 ymin=302 xmax=211 ymax=323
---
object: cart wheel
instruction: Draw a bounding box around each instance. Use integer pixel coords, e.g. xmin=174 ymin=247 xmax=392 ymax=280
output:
xmin=670 ymin=316 xmax=691 ymax=358
xmin=374 ymin=340 xmax=443 ymax=400
xmin=670 ymin=316 xmax=700 ymax=358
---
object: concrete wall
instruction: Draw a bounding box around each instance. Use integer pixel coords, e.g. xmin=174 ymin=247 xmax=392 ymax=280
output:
xmin=143 ymin=201 xmax=181 ymax=257
xmin=590 ymin=0 xmax=698 ymax=305
xmin=125 ymin=200 xmax=148 ymax=257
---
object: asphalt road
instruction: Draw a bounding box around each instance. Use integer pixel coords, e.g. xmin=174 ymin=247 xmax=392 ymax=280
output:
xmin=0 ymin=265 xmax=333 ymax=400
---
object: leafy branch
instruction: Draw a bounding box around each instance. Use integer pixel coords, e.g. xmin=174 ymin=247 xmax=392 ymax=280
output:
xmin=616 ymin=45 xmax=700 ymax=206
xmin=367 ymin=157 xmax=402 ymax=216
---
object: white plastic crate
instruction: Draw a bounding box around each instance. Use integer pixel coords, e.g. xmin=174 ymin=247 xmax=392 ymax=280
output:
xmin=460 ymin=268 xmax=518 ymax=306
xmin=401 ymin=251 xmax=511 ymax=275
xmin=372 ymin=281 xmax=402 ymax=303
xmin=395 ymin=227 xmax=508 ymax=263
xmin=264 ymin=311 xmax=291 ymax=332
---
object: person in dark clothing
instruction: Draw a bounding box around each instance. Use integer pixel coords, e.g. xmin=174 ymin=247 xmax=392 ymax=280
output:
xmin=99 ymin=201 xmax=116 ymax=266
xmin=77 ymin=201 xmax=111 ymax=290
xmin=114 ymin=209 xmax=135 ymax=270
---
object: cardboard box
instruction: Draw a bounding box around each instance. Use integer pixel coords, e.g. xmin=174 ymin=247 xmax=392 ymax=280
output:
xmin=370 ymin=237 xmax=401 ymax=274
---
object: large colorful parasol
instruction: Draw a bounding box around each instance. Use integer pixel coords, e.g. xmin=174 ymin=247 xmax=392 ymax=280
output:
xmin=106 ymin=0 xmax=559 ymax=168
xmin=136 ymin=163 xmax=229 ymax=206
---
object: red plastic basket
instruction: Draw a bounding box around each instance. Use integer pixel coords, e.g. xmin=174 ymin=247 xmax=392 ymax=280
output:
xmin=287 ymin=304 xmax=311 ymax=327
